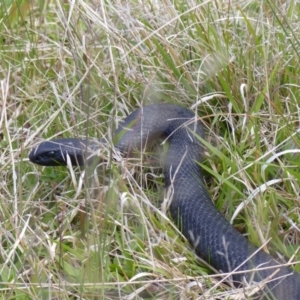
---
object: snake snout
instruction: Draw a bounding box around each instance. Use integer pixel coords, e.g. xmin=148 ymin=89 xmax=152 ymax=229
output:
xmin=29 ymin=148 xmax=61 ymax=166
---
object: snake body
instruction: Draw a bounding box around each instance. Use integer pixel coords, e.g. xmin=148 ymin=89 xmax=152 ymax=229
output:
xmin=29 ymin=104 xmax=300 ymax=299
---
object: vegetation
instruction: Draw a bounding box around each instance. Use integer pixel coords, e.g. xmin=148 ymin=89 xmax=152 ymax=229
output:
xmin=1 ymin=0 xmax=300 ymax=299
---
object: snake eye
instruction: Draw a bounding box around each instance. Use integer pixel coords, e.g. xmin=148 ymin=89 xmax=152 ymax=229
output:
xmin=47 ymin=151 xmax=55 ymax=158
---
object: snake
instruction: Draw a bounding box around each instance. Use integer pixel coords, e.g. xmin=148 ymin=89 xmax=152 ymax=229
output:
xmin=29 ymin=104 xmax=300 ymax=299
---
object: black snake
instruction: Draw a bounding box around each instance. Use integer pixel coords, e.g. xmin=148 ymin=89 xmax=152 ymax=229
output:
xmin=29 ymin=104 xmax=300 ymax=299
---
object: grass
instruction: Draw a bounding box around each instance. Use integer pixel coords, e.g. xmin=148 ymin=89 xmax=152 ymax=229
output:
xmin=1 ymin=0 xmax=300 ymax=299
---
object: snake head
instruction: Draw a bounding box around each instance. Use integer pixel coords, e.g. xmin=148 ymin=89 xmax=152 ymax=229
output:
xmin=29 ymin=138 xmax=90 ymax=166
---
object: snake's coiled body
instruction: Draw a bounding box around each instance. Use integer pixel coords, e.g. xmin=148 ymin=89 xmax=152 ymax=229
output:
xmin=29 ymin=104 xmax=300 ymax=299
